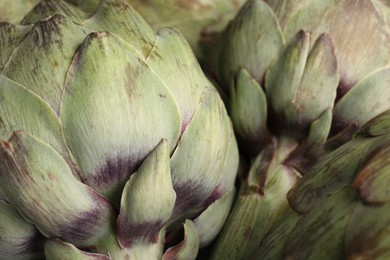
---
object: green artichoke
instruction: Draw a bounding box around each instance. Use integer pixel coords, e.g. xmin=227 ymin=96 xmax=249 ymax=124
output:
xmin=0 ymin=0 xmax=238 ymax=259
xmin=253 ymin=110 xmax=390 ymax=259
xmin=207 ymin=0 xmax=390 ymax=258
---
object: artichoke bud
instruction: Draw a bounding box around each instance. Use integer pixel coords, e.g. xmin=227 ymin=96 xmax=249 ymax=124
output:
xmin=0 ymin=131 xmax=116 ymax=249
xmin=265 ymin=31 xmax=339 ymax=138
xmin=216 ymin=0 xmax=285 ymax=89
xmin=0 ymin=200 xmax=44 ymax=259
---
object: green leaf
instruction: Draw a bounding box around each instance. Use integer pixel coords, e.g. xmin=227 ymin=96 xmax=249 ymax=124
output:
xmin=60 ymin=31 xmax=181 ymax=202
xmin=163 ymin=220 xmax=199 ymax=260
xmin=0 ymin=132 xmax=115 ymax=248
xmin=0 ymin=0 xmax=40 ymax=23
xmin=45 ymin=239 xmax=109 ymax=260
xmin=265 ymin=30 xmax=310 ymax=133
xmin=346 ymin=202 xmax=390 ymax=259
xmin=0 ymin=200 xmax=44 ymax=259
xmin=288 ymin=135 xmax=384 ymax=213
xmin=283 ymin=186 xmax=357 ymax=259
xmin=169 ymin=87 xmax=234 ymax=219
xmin=230 ymin=68 xmax=267 ymax=154
xmin=193 ymin=189 xmax=235 ymax=247
xmin=361 ymin=109 xmax=390 ymax=137
xmin=354 ymin=141 xmax=390 ymax=203
xmin=306 ymin=107 xmax=333 ymax=156
xmin=0 ymin=75 xmax=77 ymax=175
xmin=252 ymin=209 xmax=300 ymax=260
xmin=0 ymin=23 xmax=32 ymax=71
xmin=334 ymin=66 xmax=390 ymax=129
xmin=146 ymin=28 xmax=207 ymax=132
xmin=82 ymin=0 xmax=155 ymax=59
xmin=21 ymin=0 xmax=88 ymax=25
xmin=2 ymin=14 xmax=90 ymax=113
xmin=117 ymin=139 xmax=176 ymax=249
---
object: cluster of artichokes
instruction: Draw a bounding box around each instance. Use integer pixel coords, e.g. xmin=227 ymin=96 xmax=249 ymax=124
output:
xmin=1 ymin=0 xmax=390 ymax=259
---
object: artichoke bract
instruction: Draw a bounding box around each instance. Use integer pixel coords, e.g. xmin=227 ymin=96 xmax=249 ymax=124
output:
xmin=253 ymin=110 xmax=390 ymax=259
xmin=207 ymin=0 xmax=390 ymax=258
xmin=42 ymin=0 xmax=246 ymax=58
xmin=0 ymin=0 xmax=238 ymax=259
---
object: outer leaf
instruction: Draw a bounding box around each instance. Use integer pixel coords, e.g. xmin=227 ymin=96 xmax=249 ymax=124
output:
xmin=230 ymin=68 xmax=267 ymax=154
xmin=0 ymin=200 xmax=44 ymax=259
xmin=346 ymin=202 xmax=390 ymax=259
xmin=354 ymin=141 xmax=390 ymax=203
xmin=21 ymin=0 xmax=88 ymax=25
xmin=146 ymin=28 xmax=207 ymax=133
xmin=361 ymin=109 xmax=390 ymax=137
xmin=333 ymin=67 xmax=390 ymax=130
xmin=193 ymin=189 xmax=235 ymax=247
xmin=82 ymin=0 xmax=156 ymax=59
xmin=283 ymin=186 xmax=357 ymax=259
xmin=169 ymin=87 xmax=233 ymax=219
xmin=45 ymin=239 xmax=109 ymax=260
xmin=288 ymin=135 xmax=385 ymax=213
xmin=117 ymin=140 xmax=176 ymax=249
xmin=0 ymin=75 xmax=77 ymax=176
xmin=252 ymin=209 xmax=300 ymax=260
xmin=0 ymin=23 xmax=32 ymax=71
xmin=264 ymin=0 xmax=312 ymax=29
xmin=163 ymin=220 xmax=199 ymax=260
xmin=284 ymin=0 xmax=390 ymax=93
xmin=60 ymin=31 xmax=181 ymax=202
xmin=2 ymin=14 xmax=89 ymax=113
xmin=306 ymin=107 xmax=332 ymax=156
xmin=0 ymin=132 xmax=115 ymax=248
xmin=0 ymin=0 xmax=40 ymax=23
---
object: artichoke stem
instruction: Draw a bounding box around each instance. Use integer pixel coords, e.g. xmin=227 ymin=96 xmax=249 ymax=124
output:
xmin=210 ymin=136 xmax=299 ymax=259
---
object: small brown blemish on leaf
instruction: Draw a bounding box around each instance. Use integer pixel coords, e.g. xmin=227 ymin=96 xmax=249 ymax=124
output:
xmin=158 ymin=93 xmax=166 ymax=98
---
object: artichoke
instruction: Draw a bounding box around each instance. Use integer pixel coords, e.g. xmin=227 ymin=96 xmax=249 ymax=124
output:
xmin=207 ymin=0 xmax=390 ymax=258
xmin=0 ymin=0 xmax=238 ymax=259
xmin=253 ymin=110 xmax=390 ymax=259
